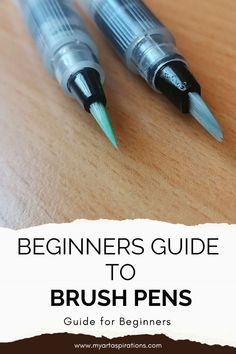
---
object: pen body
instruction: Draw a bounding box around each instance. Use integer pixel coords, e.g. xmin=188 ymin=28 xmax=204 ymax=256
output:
xmin=16 ymin=0 xmax=104 ymax=96
xmin=79 ymin=0 xmax=185 ymax=89
xmin=78 ymin=0 xmax=201 ymax=113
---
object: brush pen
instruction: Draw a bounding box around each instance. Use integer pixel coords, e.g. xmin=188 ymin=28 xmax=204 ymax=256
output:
xmin=14 ymin=0 xmax=117 ymax=147
xmin=78 ymin=0 xmax=223 ymax=141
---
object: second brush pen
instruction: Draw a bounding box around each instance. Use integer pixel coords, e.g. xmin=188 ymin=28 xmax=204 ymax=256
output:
xmin=78 ymin=0 xmax=223 ymax=141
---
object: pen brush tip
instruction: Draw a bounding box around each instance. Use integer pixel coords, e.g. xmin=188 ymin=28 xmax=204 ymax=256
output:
xmin=89 ymin=102 xmax=118 ymax=148
xmin=188 ymin=92 xmax=223 ymax=142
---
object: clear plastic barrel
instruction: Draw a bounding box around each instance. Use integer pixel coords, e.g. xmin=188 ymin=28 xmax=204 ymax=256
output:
xmin=16 ymin=0 xmax=104 ymax=94
xmin=78 ymin=0 xmax=185 ymax=89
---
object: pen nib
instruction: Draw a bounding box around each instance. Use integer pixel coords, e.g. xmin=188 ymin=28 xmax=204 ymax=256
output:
xmin=188 ymin=92 xmax=223 ymax=142
xmin=89 ymin=102 xmax=118 ymax=148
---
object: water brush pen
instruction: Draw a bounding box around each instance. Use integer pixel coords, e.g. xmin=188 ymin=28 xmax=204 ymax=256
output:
xmin=78 ymin=0 xmax=223 ymax=141
xmin=14 ymin=0 xmax=117 ymax=147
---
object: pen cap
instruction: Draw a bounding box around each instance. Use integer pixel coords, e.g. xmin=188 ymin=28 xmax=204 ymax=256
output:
xmin=77 ymin=0 xmax=185 ymax=89
xmin=15 ymin=0 xmax=104 ymax=95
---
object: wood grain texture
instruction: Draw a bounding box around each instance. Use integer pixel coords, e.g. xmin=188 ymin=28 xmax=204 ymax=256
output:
xmin=0 ymin=0 xmax=235 ymax=228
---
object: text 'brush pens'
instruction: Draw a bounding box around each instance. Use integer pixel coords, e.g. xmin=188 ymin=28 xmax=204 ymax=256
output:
xmin=78 ymin=0 xmax=223 ymax=142
xmin=14 ymin=0 xmax=117 ymax=148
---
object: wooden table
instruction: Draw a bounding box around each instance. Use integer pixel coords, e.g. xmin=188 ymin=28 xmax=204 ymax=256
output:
xmin=0 ymin=0 xmax=235 ymax=228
